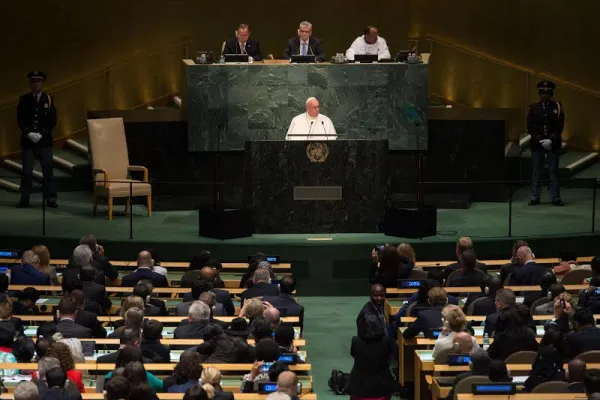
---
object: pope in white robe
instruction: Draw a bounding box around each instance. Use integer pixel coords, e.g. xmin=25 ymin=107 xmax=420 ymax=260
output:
xmin=345 ymin=26 xmax=391 ymax=61
xmin=286 ymin=97 xmax=337 ymax=141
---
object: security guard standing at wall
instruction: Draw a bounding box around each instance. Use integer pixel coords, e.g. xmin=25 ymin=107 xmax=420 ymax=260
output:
xmin=528 ymin=80 xmax=565 ymax=206
xmin=16 ymin=71 xmax=58 ymax=208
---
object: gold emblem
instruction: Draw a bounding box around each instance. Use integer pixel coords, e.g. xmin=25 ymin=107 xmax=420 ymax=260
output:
xmin=306 ymin=142 xmax=329 ymax=163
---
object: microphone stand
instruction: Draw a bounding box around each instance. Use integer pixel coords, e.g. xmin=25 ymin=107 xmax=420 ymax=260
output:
xmin=214 ymin=125 xmax=222 ymax=212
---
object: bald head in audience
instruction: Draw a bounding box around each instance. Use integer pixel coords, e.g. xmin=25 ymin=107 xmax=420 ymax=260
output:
xmin=568 ymin=358 xmax=587 ymax=383
xmin=277 ymin=371 xmax=299 ymax=396
xmin=137 ymin=251 xmax=153 ymax=268
xmin=453 ymin=331 xmax=474 ymax=354
xmin=456 ymin=237 xmax=473 ymax=258
xmin=264 ymin=306 xmax=281 ymax=327
xmin=199 ymin=266 xmax=216 ymax=282
xmin=516 ymin=246 xmax=535 ymax=264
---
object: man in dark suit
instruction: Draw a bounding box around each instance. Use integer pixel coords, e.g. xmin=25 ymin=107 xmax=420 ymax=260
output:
xmin=483 ymin=288 xmax=516 ymax=336
xmin=448 ymin=347 xmax=491 ymax=400
xmin=57 ymin=289 xmax=106 ymax=338
xmin=442 ymin=237 xmax=487 ymax=281
xmin=566 ymin=308 xmax=600 ymax=359
xmin=500 ymin=240 xmax=529 ymax=284
xmin=16 ymin=71 xmax=58 ymax=208
xmin=133 ymin=280 xmax=164 ymax=316
xmin=80 ymin=265 xmax=111 ymax=313
xmin=356 ymin=284 xmax=389 ymax=339
xmin=263 ymin=275 xmax=305 ymax=327
xmin=469 ymin=275 xmax=502 ymax=316
xmin=122 ymin=250 xmax=169 ymax=287
xmin=283 ymin=21 xmax=326 ymax=62
xmin=222 ymin=24 xmax=263 ymax=61
xmin=62 ymin=245 xmax=106 ymax=286
xmin=524 ymin=270 xmax=556 ymax=308
xmin=528 ymin=80 xmax=565 ymax=206
xmin=10 ymin=250 xmax=50 ymax=285
xmin=174 ymin=301 xmax=211 ymax=340
xmin=567 ymin=358 xmax=587 ymax=393
xmin=510 ymin=246 xmax=549 ymax=285
xmin=78 ymin=234 xmax=118 ymax=282
xmin=56 ymin=297 xmax=92 ymax=338
xmin=182 ymin=267 xmax=235 ymax=316
xmin=403 ymin=287 xmax=447 ymax=339
xmin=447 ymin=249 xmax=487 ymax=288
xmin=240 ymin=267 xmax=279 ymax=303
xmin=41 ymin=367 xmax=82 ymax=400
xmin=141 ymin=320 xmax=170 ymax=362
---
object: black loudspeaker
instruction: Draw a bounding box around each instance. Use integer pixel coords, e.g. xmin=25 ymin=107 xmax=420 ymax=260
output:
xmin=198 ymin=209 xmax=253 ymax=240
xmin=384 ymin=206 xmax=437 ymax=238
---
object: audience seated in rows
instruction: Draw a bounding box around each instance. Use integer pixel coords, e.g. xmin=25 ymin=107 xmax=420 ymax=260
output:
xmin=240 ymin=267 xmax=280 ymax=303
xmin=441 ymin=237 xmax=488 ymax=281
xmin=174 ymin=301 xmax=211 ymax=342
xmin=394 ymin=279 xmax=459 ymax=321
xmin=182 ymin=267 xmax=234 ymax=316
xmin=122 ymin=251 xmax=168 ymax=288
xmin=487 ymin=307 xmax=538 ymax=360
xmin=63 ymin=244 xmax=105 ymax=286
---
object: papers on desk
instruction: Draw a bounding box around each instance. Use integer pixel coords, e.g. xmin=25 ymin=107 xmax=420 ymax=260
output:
xmin=36 ymin=298 xmax=49 ymax=305
xmin=516 ymin=296 xmax=524 ymax=304
xmin=3 ymin=375 xmax=32 ymax=382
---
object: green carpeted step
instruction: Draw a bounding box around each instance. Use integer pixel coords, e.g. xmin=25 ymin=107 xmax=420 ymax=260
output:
xmin=0 ymin=166 xmax=42 ymax=192
xmin=53 ymin=149 xmax=88 ymax=166
xmin=574 ymin=161 xmax=600 ymax=179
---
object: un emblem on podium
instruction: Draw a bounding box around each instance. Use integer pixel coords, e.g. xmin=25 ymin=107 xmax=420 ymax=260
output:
xmin=306 ymin=142 xmax=329 ymax=163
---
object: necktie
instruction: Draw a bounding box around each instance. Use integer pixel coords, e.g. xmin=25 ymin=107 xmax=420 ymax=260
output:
xmin=302 ymin=42 xmax=307 ymax=56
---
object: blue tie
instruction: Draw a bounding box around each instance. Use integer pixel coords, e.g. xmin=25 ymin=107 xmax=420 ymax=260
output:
xmin=302 ymin=42 xmax=307 ymax=56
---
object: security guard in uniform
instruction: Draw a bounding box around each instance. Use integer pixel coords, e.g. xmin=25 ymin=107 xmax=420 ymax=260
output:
xmin=16 ymin=71 xmax=58 ymax=208
xmin=528 ymin=80 xmax=564 ymax=206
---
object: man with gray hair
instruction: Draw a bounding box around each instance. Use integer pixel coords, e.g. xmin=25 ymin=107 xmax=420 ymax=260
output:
xmin=14 ymin=381 xmax=38 ymax=400
xmin=285 ymin=97 xmax=337 ymax=140
xmin=240 ymin=267 xmax=280 ymax=303
xmin=63 ymin=244 xmax=105 ymax=286
xmin=448 ymin=346 xmax=490 ymax=400
xmin=283 ymin=21 xmax=325 ymax=61
xmin=10 ymin=249 xmax=49 ymax=285
xmin=173 ymin=300 xmax=211 ymax=343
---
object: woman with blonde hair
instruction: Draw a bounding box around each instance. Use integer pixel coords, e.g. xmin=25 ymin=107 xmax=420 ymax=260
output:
xmin=239 ymin=298 xmax=264 ymax=321
xmin=113 ymin=295 xmax=145 ymax=329
xmin=32 ymin=245 xmax=59 ymax=285
xmin=52 ymin=333 xmax=85 ymax=363
xmin=432 ymin=304 xmax=476 ymax=357
xmin=201 ymin=367 xmax=234 ymax=400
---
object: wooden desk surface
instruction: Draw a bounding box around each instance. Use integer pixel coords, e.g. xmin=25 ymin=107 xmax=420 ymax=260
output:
xmin=387 ymin=284 xmax=586 ymax=295
xmin=0 ymin=394 xmax=316 ymax=400
xmin=0 ymin=362 xmax=312 ymax=372
xmin=399 ymin=314 xmax=589 ymax=323
xmin=435 ymin=363 xmax=600 ymax=373
xmin=16 ymin=315 xmax=300 ymax=324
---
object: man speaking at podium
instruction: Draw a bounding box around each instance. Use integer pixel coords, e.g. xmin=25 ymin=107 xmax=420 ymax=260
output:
xmin=285 ymin=97 xmax=337 ymax=141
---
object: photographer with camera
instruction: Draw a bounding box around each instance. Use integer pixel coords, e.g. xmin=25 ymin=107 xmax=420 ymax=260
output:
xmin=369 ymin=244 xmax=416 ymax=288
xmin=544 ymin=291 xmax=574 ymax=334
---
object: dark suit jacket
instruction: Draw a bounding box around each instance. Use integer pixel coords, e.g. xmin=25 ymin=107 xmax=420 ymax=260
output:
xmin=61 ymin=266 xmax=105 ymax=286
xmin=447 ymin=269 xmax=487 ymax=287
xmin=182 ymin=289 xmax=235 ymax=316
xmin=262 ymin=293 xmax=305 ymax=327
xmin=0 ymin=318 xmax=24 ymax=336
xmin=40 ymin=387 xmax=82 ymax=400
xmin=53 ymin=310 xmax=106 ymax=338
xmin=56 ymin=319 xmax=92 ymax=338
xmin=121 ymin=268 xmax=169 ymax=288
xmin=283 ymin=37 xmax=326 ymax=62
xmin=17 ymin=92 xmax=57 ymax=149
xmin=82 ymin=281 xmax=111 ymax=312
xmin=510 ymin=261 xmax=549 ymax=285
xmin=472 ymin=297 xmax=496 ymax=316
xmin=92 ymin=254 xmax=118 ymax=281
xmin=402 ymin=305 xmax=444 ymax=339
xmin=173 ymin=321 xmax=210 ymax=339
xmin=442 ymin=261 xmax=488 ymax=281
xmin=142 ymin=340 xmax=171 ymax=362
xmin=240 ymin=282 xmax=279 ymax=303
xmin=345 ymin=336 xmax=396 ymax=397
xmin=214 ymin=390 xmax=235 ymax=400
xmin=500 ymin=261 xmax=519 ymax=284
xmin=487 ymin=330 xmax=539 ymax=360
xmin=149 ymin=298 xmax=169 ymax=316
xmin=10 ymin=264 xmax=51 ymax=285
xmin=565 ymin=326 xmax=600 ymax=359
xmin=223 ymin=38 xmax=263 ymax=61
xmin=483 ymin=312 xmax=500 ymax=336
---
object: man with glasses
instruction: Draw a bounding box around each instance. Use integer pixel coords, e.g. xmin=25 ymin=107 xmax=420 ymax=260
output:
xmin=283 ymin=21 xmax=326 ymax=62
xmin=222 ymin=24 xmax=263 ymax=61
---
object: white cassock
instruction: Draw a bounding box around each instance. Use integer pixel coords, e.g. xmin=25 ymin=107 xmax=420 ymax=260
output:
xmin=285 ymin=113 xmax=337 ymax=141
xmin=345 ymin=35 xmax=391 ymax=61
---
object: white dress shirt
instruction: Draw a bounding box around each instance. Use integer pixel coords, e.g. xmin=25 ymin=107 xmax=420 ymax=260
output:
xmin=285 ymin=113 xmax=337 ymax=141
xmin=346 ymin=35 xmax=391 ymax=60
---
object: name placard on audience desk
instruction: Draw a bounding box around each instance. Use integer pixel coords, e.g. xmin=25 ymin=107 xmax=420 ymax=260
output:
xmin=456 ymin=395 xmax=586 ymax=400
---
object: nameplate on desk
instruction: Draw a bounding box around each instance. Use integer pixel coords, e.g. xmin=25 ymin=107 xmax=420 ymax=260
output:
xmin=294 ymin=186 xmax=342 ymax=201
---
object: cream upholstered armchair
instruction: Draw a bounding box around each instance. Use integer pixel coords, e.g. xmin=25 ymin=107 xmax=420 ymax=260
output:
xmin=87 ymin=118 xmax=152 ymax=220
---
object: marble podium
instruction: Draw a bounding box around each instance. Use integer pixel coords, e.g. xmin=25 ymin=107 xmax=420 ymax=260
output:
xmin=245 ymin=140 xmax=388 ymax=234
xmin=183 ymin=60 xmax=428 ymax=152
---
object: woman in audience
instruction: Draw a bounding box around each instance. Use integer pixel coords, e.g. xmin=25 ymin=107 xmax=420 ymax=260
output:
xmin=346 ymin=313 xmax=396 ymax=400
xmin=105 ymin=375 xmax=131 ymax=400
xmin=432 ymin=305 xmax=475 ymax=357
xmin=0 ymin=294 xmax=24 ymax=335
xmin=113 ymin=296 xmax=145 ymax=329
xmin=167 ymin=351 xmax=202 ymax=393
xmin=105 ymin=345 xmax=164 ymax=392
xmin=487 ymin=309 xmax=538 ymax=360
xmin=523 ymin=345 xmax=566 ymax=392
xmin=201 ymin=367 xmax=234 ymax=400
xmin=184 ymin=385 xmax=215 ymax=400
xmin=488 ymin=360 xmax=512 ymax=382
xmin=125 ymin=361 xmax=160 ymax=399
xmin=240 ymin=298 xmax=264 ymax=321
xmin=45 ymin=342 xmax=84 ymax=392
xmin=53 ymin=333 xmax=86 ymax=363
xmin=32 ymin=245 xmax=59 ymax=285
xmin=163 ymin=350 xmax=201 ymax=391
xmin=12 ymin=336 xmax=35 ymax=374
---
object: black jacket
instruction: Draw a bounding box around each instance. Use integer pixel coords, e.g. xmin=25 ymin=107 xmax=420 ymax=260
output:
xmin=56 ymin=319 xmax=92 ymax=338
xmin=196 ymin=334 xmax=249 ymax=363
xmin=402 ymin=305 xmax=444 ymax=339
xmin=17 ymin=92 xmax=57 ymax=149
xmin=471 ymin=297 xmax=496 ymax=316
xmin=345 ymin=336 xmax=396 ymax=397
xmin=500 ymin=261 xmax=520 ymax=284
xmin=442 ymin=261 xmax=488 ymax=281
xmin=142 ymin=340 xmax=171 ymax=362
xmin=369 ymin=256 xmax=416 ymax=288
xmin=528 ymin=100 xmax=564 ymax=152
xmin=82 ymin=281 xmax=112 ymax=313
xmin=447 ymin=269 xmax=487 ymax=288
xmin=61 ymin=266 xmax=105 ymax=286
xmin=510 ymin=262 xmax=549 ymax=285
xmin=92 ymin=254 xmax=118 ymax=282
xmin=239 ymin=282 xmax=279 ymax=304
xmin=173 ymin=321 xmax=210 ymax=349
xmin=487 ymin=330 xmax=539 ymax=360
xmin=283 ymin=37 xmax=326 ymax=62
xmin=565 ymin=326 xmax=600 ymax=359
xmin=357 ymin=301 xmax=388 ymax=337
xmin=40 ymin=386 xmax=82 ymax=400
xmin=262 ymin=293 xmax=304 ymax=327
xmin=149 ymin=297 xmax=169 ymax=316
xmin=122 ymin=268 xmax=169 ymax=288
xmin=53 ymin=310 xmax=106 ymax=338
xmin=483 ymin=312 xmax=500 ymax=336
xmin=222 ymin=38 xmax=263 ymax=61
xmin=0 ymin=318 xmax=24 ymax=336
xmin=182 ymin=289 xmax=235 ymax=316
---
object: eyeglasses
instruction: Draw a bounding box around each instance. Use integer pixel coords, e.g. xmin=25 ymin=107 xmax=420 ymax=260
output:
xmin=299 ymin=30 xmax=311 ymax=33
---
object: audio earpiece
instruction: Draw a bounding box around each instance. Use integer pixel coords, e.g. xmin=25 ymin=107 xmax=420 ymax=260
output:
xmin=484 ymin=286 xmax=489 ymax=296
xmin=547 ymin=291 xmax=552 ymax=300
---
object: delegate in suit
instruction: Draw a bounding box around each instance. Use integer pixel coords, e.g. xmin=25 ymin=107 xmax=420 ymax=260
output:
xmin=283 ymin=21 xmax=326 ymax=62
xmin=222 ymin=24 xmax=263 ymax=61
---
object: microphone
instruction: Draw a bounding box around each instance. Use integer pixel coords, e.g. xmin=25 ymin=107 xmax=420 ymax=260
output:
xmin=309 ymin=44 xmax=314 ymax=56
xmin=321 ymin=121 xmax=327 ymax=139
xmin=307 ymin=121 xmax=314 ymax=140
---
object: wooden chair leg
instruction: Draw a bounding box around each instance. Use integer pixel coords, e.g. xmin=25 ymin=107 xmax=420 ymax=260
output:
xmin=108 ymin=197 xmax=113 ymax=220
xmin=125 ymin=197 xmax=131 ymax=215
xmin=147 ymin=195 xmax=152 ymax=217
xmin=93 ymin=195 xmax=98 ymax=216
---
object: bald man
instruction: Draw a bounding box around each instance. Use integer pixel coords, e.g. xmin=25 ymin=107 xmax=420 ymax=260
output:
xmin=356 ymin=284 xmax=389 ymax=337
xmin=181 ymin=266 xmax=235 ymax=316
xmin=277 ymin=371 xmax=299 ymax=400
xmin=453 ymin=331 xmax=475 ymax=354
xmin=285 ymin=97 xmax=337 ymax=140
xmin=121 ymin=250 xmax=169 ymax=287
xmin=264 ymin=306 xmax=281 ymax=328
xmin=346 ymin=25 xmax=391 ymax=61
xmin=567 ymin=358 xmax=587 ymax=392
xmin=511 ymin=246 xmax=547 ymax=285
